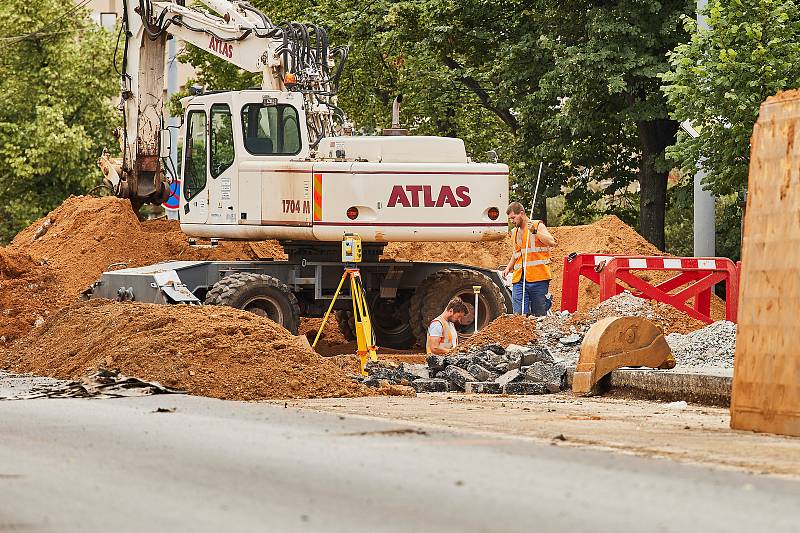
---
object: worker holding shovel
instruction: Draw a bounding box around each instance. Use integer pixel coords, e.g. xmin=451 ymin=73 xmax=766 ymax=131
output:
xmin=503 ymin=202 xmax=556 ymax=316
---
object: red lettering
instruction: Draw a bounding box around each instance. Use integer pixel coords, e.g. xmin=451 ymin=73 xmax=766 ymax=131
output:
xmin=208 ymin=37 xmax=233 ymax=58
xmin=405 ymin=185 xmax=422 ymax=207
xmin=387 ymin=185 xmax=410 ymax=207
xmin=435 ymin=185 xmax=459 ymax=207
xmin=422 ymin=185 xmax=435 ymax=207
xmin=455 ymin=186 xmax=471 ymax=207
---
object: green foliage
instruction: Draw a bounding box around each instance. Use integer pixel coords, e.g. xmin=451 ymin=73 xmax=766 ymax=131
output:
xmin=0 ymin=0 xmax=118 ymax=243
xmin=662 ymin=0 xmax=800 ymax=197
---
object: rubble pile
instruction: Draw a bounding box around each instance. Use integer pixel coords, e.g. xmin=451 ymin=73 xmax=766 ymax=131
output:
xmin=363 ymin=343 xmax=567 ymax=395
xmin=575 ymin=291 xmax=706 ymax=335
xmin=1 ymin=299 xmax=370 ymax=401
xmin=665 ymin=321 xmax=737 ymax=369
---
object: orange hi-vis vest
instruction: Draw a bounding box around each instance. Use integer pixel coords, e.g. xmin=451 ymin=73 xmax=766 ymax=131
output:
xmin=426 ymin=318 xmax=457 ymax=354
xmin=512 ymin=220 xmax=552 ymax=283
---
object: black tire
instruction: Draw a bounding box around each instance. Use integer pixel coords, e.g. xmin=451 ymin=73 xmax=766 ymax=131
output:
xmin=334 ymin=309 xmax=356 ymax=342
xmin=204 ymin=272 xmax=300 ymax=334
xmin=335 ymin=292 xmax=416 ymax=349
xmin=408 ymin=268 xmax=506 ymax=346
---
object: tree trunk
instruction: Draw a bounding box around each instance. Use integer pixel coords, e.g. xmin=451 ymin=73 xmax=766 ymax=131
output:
xmin=637 ymin=119 xmax=679 ymax=251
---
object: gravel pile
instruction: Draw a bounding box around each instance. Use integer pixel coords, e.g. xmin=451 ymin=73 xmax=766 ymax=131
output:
xmin=665 ymin=321 xmax=737 ymax=369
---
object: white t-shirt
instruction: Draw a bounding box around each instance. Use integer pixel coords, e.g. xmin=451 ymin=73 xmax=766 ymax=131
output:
xmin=427 ymin=319 xmax=458 ymax=350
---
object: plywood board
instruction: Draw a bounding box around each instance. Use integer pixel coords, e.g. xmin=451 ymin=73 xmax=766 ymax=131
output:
xmin=730 ymin=90 xmax=800 ymax=436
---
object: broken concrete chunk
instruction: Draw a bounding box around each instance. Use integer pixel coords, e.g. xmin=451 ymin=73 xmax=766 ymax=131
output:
xmin=467 ymin=363 xmax=493 ymax=382
xmin=401 ymin=363 xmax=430 ymax=380
xmin=520 ymin=347 xmax=555 ymax=366
xmin=444 ymin=365 xmax=478 ymax=390
xmin=465 ymin=381 xmax=502 ymax=394
xmin=426 ymin=355 xmax=447 ymax=372
xmin=490 ymin=353 xmax=508 ymax=366
xmin=503 ymin=381 xmax=549 ymax=395
xmin=412 ymin=379 xmax=449 ymax=393
xmin=495 ymin=362 xmax=510 ymax=373
xmin=495 ymin=368 xmax=524 ymax=387
xmin=524 ymin=361 xmax=567 ymax=392
xmin=559 ymin=333 xmax=582 ymax=345
xmin=483 ymin=344 xmax=506 ymax=355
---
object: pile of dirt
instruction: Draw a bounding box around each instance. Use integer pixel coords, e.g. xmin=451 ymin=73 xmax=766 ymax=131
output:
xmin=459 ymin=314 xmax=539 ymax=350
xmin=0 ymin=249 xmax=70 ymax=342
xmin=1 ymin=299 xmax=369 ymax=401
xmin=8 ymin=195 xmax=285 ymax=298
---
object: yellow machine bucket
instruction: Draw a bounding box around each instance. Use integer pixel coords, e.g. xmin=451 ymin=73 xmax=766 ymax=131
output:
xmin=572 ymin=316 xmax=675 ymax=396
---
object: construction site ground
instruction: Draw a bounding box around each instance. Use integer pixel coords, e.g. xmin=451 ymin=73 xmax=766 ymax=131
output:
xmin=289 ymin=393 xmax=800 ymax=478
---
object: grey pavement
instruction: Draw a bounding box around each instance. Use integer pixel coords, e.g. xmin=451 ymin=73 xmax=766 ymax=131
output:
xmin=0 ymin=387 xmax=798 ymax=532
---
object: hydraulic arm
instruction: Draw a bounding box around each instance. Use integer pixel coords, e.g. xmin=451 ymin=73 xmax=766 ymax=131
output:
xmin=99 ymin=0 xmax=347 ymax=210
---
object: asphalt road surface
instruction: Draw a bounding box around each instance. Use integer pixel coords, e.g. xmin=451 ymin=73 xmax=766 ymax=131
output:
xmin=1 ymin=393 xmax=798 ymax=533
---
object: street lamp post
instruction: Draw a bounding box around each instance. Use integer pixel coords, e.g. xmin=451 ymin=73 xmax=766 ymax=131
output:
xmin=693 ymin=0 xmax=716 ymax=257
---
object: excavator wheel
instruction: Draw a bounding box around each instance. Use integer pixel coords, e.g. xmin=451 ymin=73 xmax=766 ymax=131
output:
xmin=334 ymin=310 xmax=356 ymax=342
xmin=335 ymin=292 xmax=416 ymax=349
xmin=408 ymin=268 xmax=506 ymax=346
xmin=204 ymin=273 xmax=300 ymax=334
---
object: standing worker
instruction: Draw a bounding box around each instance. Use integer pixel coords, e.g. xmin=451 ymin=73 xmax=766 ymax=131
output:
xmin=502 ymin=202 xmax=557 ymax=316
xmin=426 ymin=297 xmax=468 ymax=354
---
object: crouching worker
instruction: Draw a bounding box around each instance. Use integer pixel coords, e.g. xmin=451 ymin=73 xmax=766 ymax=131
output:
xmin=426 ymin=297 xmax=468 ymax=355
xmin=502 ymin=201 xmax=557 ymax=316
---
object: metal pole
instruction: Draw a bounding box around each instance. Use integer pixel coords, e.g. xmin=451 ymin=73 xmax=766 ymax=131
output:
xmin=166 ymin=37 xmax=180 ymax=221
xmin=522 ymin=163 xmax=544 ymax=315
xmin=694 ymin=0 xmax=715 ymax=257
xmin=473 ymin=286 xmax=481 ymax=334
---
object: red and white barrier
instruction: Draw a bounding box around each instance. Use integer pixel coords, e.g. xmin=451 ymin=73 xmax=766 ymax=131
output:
xmin=560 ymin=254 xmax=740 ymax=324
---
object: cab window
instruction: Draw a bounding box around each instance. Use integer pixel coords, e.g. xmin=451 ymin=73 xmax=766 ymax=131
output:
xmin=241 ymin=103 xmax=302 ymax=155
xmin=210 ymin=104 xmax=235 ymax=178
xmin=183 ymin=110 xmax=207 ymax=201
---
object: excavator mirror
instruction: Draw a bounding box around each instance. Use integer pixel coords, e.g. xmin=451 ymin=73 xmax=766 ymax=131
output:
xmin=159 ymin=129 xmax=172 ymax=159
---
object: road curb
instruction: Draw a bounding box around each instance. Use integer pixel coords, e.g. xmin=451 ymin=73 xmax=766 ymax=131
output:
xmin=566 ymin=367 xmax=732 ymax=407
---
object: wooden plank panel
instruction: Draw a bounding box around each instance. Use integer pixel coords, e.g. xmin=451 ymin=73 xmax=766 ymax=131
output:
xmin=730 ymin=91 xmax=800 ymax=436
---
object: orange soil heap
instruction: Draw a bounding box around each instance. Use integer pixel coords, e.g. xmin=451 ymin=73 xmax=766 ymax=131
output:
xmin=1 ymin=299 xmax=369 ymax=401
xmin=460 ymin=314 xmax=539 ymax=350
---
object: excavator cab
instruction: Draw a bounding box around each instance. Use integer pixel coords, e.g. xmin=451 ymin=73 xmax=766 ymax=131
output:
xmin=178 ymin=90 xmax=314 ymax=238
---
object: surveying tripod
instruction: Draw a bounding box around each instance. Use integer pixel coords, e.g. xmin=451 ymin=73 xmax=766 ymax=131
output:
xmin=312 ymin=234 xmax=378 ymax=375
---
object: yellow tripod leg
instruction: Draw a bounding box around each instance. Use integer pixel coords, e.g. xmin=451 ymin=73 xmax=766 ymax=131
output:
xmin=349 ymin=269 xmax=378 ymax=375
xmin=312 ymin=270 xmax=349 ymax=349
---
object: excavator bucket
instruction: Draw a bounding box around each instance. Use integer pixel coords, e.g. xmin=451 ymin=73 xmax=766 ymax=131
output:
xmin=572 ymin=316 xmax=675 ymax=396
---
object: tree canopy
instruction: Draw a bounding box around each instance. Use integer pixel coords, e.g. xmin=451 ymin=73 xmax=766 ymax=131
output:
xmin=662 ymin=0 xmax=800 ymax=198
xmin=0 ymin=0 xmax=118 ymax=243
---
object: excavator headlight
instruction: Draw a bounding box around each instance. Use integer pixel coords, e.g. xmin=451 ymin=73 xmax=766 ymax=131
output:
xmin=488 ymin=207 xmax=500 ymax=220
xmin=284 ymin=73 xmax=298 ymax=86
xmin=346 ymin=207 xmax=359 ymax=220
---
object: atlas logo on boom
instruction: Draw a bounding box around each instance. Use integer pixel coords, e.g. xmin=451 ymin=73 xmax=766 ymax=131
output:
xmin=387 ymin=185 xmax=471 ymax=208
xmin=208 ymin=36 xmax=233 ymax=58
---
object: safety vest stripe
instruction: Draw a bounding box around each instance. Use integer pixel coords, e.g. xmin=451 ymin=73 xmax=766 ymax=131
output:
xmin=513 ymin=246 xmax=549 ymax=258
xmin=513 ymin=259 xmax=550 ymax=269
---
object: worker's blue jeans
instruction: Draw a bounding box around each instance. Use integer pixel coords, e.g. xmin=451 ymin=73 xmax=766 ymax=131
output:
xmin=512 ymin=279 xmax=551 ymax=316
